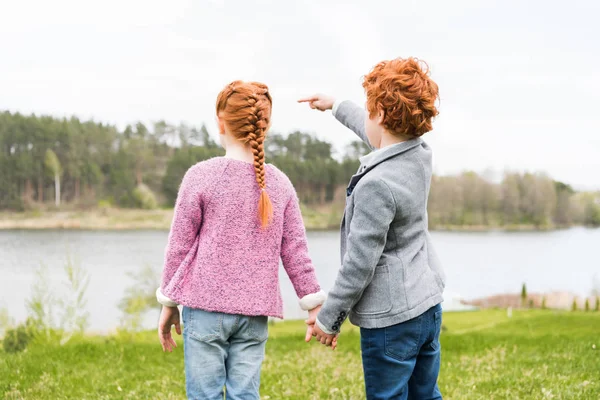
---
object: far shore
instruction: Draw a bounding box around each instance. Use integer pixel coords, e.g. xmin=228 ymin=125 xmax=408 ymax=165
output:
xmin=0 ymin=208 xmax=588 ymax=232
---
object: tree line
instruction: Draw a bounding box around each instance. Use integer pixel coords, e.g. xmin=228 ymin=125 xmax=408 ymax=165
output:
xmin=1 ymin=110 xmax=599 ymax=228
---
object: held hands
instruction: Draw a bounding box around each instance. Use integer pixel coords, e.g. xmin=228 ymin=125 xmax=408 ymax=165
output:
xmin=158 ymin=305 xmax=181 ymax=352
xmin=298 ymin=94 xmax=336 ymax=112
xmin=305 ymin=305 xmax=338 ymax=350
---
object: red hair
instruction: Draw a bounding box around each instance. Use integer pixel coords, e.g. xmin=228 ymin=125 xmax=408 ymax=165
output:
xmin=363 ymin=57 xmax=439 ymax=138
xmin=216 ymin=81 xmax=273 ymax=228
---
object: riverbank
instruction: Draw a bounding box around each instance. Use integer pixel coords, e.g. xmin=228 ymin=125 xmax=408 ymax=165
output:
xmin=2 ymin=310 xmax=599 ymax=399
xmin=0 ymin=205 xmax=344 ymax=231
xmin=0 ymin=208 xmax=578 ymax=232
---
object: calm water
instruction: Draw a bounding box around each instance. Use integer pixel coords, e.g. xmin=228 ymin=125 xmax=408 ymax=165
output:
xmin=1 ymin=228 xmax=599 ymax=332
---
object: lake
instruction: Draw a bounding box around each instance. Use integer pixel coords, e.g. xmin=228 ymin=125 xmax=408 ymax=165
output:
xmin=1 ymin=228 xmax=599 ymax=332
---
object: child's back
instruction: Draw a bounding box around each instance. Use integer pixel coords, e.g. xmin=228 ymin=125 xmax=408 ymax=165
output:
xmin=336 ymin=128 xmax=444 ymax=326
xmin=162 ymin=157 xmax=318 ymax=318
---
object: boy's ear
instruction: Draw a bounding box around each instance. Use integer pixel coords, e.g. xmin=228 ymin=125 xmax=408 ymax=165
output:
xmin=377 ymin=108 xmax=385 ymax=125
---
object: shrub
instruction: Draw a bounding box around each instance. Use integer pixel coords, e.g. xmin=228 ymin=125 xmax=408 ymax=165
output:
xmin=521 ymin=283 xmax=527 ymax=307
xmin=132 ymin=184 xmax=158 ymax=210
xmin=3 ymin=323 xmax=32 ymax=353
xmin=119 ymin=264 xmax=160 ymax=331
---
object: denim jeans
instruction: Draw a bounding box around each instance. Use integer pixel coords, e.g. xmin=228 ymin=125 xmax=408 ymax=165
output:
xmin=182 ymin=307 xmax=268 ymax=400
xmin=360 ymin=304 xmax=443 ymax=400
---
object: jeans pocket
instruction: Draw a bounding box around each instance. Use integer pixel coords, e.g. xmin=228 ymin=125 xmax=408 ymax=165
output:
xmin=430 ymin=308 xmax=443 ymax=351
xmin=384 ymin=315 xmax=422 ymax=361
xmin=247 ymin=316 xmax=269 ymax=342
xmin=184 ymin=308 xmax=223 ymax=342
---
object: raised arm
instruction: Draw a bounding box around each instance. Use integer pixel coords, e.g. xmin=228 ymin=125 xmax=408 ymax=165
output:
xmin=298 ymin=95 xmax=374 ymax=149
xmin=332 ymin=100 xmax=373 ymax=149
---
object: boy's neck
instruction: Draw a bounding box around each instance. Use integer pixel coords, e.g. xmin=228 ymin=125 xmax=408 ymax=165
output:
xmin=377 ymin=131 xmax=410 ymax=149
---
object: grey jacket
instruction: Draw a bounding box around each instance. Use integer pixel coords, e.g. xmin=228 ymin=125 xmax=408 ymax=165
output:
xmin=317 ymin=101 xmax=446 ymax=334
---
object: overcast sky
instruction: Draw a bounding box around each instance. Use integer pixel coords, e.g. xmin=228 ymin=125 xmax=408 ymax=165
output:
xmin=1 ymin=0 xmax=598 ymax=188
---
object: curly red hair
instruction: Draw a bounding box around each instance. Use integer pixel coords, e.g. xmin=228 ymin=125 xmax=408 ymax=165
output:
xmin=363 ymin=57 xmax=439 ymax=138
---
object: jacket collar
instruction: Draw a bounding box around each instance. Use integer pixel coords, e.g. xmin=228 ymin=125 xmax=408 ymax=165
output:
xmin=345 ymin=138 xmax=424 ymax=197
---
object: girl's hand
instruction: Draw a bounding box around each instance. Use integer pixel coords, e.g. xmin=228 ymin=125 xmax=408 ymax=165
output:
xmin=298 ymin=94 xmax=336 ymax=112
xmin=305 ymin=305 xmax=322 ymax=342
xmin=158 ymin=305 xmax=181 ymax=352
xmin=305 ymin=305 xmax=338 ymax=350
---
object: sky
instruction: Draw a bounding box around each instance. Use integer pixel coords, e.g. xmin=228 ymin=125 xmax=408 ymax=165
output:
xmin=1 ymin=0 xmax=599 ymax=189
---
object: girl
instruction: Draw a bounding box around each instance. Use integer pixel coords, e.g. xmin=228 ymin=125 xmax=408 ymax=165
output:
xmin=156 ymin=81 xmax=326 ymax=400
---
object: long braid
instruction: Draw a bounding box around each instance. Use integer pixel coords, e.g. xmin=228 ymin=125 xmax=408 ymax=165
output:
xmin=216 ymin=81 xmax=273 ymax=228
xmin=246 ymin=92 xmax=272 ymax=227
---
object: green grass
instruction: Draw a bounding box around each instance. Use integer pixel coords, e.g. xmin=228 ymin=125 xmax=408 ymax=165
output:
xmin=1 ymin=310 xmax=599 ymax=399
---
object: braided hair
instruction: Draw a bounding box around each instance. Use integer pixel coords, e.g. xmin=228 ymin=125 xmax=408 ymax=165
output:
xmin=216 ymin=81 xmax=273 ymax=228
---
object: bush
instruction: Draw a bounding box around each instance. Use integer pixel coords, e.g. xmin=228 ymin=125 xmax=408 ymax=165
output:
xmin=132 ymin=184 xmax=158 ymax=210
xmin=596 ymin=297 xmax=600 ymax=312
xmin=97 ymin=198 xmax=113 ymax=209
xmin=572 ymin=299 xmax=578 ymax=311
xmin=119 ymin=264 xmax=160 ymax=331
xmin=541 ymin=297 xmax=547 ymax=310
xmin=585 ymin=299 xmax=590 ymax=312
xmin=3 ymin=323 xmax=32 ymax=353
xmin=521 ymin=283 xmax=527 ymax=307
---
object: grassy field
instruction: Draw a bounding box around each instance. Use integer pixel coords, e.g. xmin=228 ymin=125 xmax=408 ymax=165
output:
xmin=1 ymin=310 xmax=599 ymax=399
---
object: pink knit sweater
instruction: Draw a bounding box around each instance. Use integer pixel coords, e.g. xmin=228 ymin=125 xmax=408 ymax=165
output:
xmin=160 ymin=157 xmax=321 ymax=318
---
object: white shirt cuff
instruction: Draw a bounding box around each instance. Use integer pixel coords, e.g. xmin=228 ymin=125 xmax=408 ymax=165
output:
xmin=299 ymin=290 xmax=327 ymax=311
xmin=332 ymin=99 xmax=344 ymax=117
xmin=316 ymin=318 xmax=336 ymax=335
xmin=156 ymin=288 xmax=178 ymax=307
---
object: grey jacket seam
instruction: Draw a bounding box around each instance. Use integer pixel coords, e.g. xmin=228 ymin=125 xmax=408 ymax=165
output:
xmin=342 ymin=177 xmax=395 ymax=320
xmin=414 ymin=154 xmax=428 ymax=231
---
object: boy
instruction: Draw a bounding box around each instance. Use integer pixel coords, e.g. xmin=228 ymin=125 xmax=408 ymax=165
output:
xmin=299 ymin=57 xmax=446 ymax=400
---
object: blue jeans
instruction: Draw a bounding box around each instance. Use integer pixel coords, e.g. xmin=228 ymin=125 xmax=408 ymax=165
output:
xmin=182 ymin=307 xmax=268 ymax=400
xmin=360 ymin=304 xmax=443 ymax=400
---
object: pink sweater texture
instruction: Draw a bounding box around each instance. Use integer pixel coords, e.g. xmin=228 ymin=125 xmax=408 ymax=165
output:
xmin=160 ymin=157 xmax=321 ymax=318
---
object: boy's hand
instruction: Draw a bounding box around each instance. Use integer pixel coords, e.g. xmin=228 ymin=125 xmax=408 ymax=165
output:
xmin=312 ymin=323 xmax=338 ymax=348
xmin=158 ymin=305 xmax=181 ymax=352
xmin=305 ymin=309 xmax=338 ymax=350
xmin=298 ymin=94 xmax=336 ymax=112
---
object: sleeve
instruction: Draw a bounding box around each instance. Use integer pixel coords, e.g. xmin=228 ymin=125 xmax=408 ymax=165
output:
xmin=157 ymin=167 xmax=203 ymax=305
xmin=316 ymin=178 xmax=395 ymax=334
xmin=331 ymin=99 xmax=344 ymax=117
xmin=280 ymin=191 xmax=326 ymax=310
xmin=333 ymin=100 xmax=375 ymax=150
